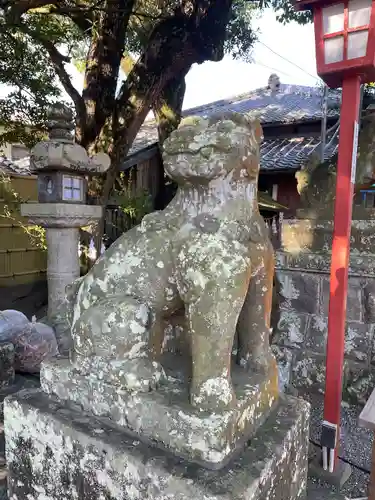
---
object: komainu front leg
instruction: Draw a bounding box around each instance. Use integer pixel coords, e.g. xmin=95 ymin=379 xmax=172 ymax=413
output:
xmin=187 ymin=294 xmax=247 ymax=411
xmin=237 ymin=240 xmax=275 ymax=373
xmin=176 ymin=232 xmax=251 ymax=412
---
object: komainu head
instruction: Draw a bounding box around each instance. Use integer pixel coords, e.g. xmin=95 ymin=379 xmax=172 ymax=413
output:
xmin=162 ymin=112 xmax=263 ymax=185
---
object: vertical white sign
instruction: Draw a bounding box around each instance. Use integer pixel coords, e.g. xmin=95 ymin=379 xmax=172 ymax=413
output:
xmin=351 ymin=121 xmax=359 ymax=185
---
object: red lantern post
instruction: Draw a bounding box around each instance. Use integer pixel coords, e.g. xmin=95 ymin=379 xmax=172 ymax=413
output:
xmin=295 ymin=0 xmax=375 ymax=474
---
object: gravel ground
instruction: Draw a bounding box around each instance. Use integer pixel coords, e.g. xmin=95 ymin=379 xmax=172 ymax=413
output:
xmin=307 ymin=483 xmax=348 ymax=499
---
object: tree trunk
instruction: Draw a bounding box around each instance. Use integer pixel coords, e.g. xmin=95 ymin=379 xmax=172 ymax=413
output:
xmin=154 ymin=73 xmax=186 ymax=145
xmin=78 ymin=0 xmax=136 ymax=149
xmin=152 ymin=72 xmax=186 ymax=210
xmin=94 ymin=0 xmax=234 ymax=251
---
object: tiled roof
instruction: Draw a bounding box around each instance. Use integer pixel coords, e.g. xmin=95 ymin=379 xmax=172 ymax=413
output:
xmin=128 ymin=83 xmax=340 ymax=158
xmin=183 ymin=84 xmax=340 ymax=124
xmin=0 ymin=156 xmax=33 ymax=176
xmin=260 ymin=136 xmax=338 ymax=171
xmin=128 ymin=122 xmax=158 ymax=157
xmin=0 ymin=83 xmax=339 ymax=176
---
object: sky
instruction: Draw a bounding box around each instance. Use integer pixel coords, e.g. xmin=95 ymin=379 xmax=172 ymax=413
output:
xmin=182 ymin=8 xmax=320 ymax=109
xmin=0 ymin=8 xmax=320 ymax=110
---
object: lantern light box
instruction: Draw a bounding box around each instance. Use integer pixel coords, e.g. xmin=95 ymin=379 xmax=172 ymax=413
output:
xmin=38 ymin=171 xmax=86 ymax=204
xmin=295 ymin=0 xmax=375 ymax=87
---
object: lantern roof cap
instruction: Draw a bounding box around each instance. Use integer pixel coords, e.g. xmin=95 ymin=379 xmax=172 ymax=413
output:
xmin=30 ymin=104 xmax=111 ymax=175
xmin=46 ymin=103 xmax=75 ymax=142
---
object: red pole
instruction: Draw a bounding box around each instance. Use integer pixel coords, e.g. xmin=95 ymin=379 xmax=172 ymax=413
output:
xmin=323 ymin=74 xmax=361 ymax=469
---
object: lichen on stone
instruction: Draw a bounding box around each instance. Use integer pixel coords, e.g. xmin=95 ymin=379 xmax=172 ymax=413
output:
xmin=62 ymin=111 xmax=277 ymax=422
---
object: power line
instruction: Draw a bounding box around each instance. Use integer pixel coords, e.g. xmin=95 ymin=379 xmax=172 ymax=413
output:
xmin=253 ymin=60 xmax=295 ymax=79
xmin=257 ymin=40 xmax=321 ymax=82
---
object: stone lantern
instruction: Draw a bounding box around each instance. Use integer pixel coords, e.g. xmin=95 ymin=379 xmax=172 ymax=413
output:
xmin=21 ymin=104 xmax=110 ymax=351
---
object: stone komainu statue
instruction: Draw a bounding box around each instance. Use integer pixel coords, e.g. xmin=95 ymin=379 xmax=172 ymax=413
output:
xmin=67 ymin=112 xmax=276 ymax=412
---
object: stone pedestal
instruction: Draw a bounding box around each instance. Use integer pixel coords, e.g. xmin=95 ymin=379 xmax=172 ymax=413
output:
xmin=41 ymin=356 xmax=279 ymax=469
xmin=4 ymin=389 xmax=310 ymax=500
xmin=20 ymin=203 xmax=103 ymax=352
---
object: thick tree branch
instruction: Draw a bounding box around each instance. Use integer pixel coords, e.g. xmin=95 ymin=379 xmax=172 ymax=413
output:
xmin=1 ymin=0 xmax=162 ymax=34
xmin=121 ymin=55 xmax=185 ymax=146
xmin=152 ymin=73 xmax=186 ymax=212
xmin=113 ymin=0 xmax=233 ymax=151
xmin=153 ymin=73 xmax=186 ymax=144
xmin=43 ymin=41 xmax=83 ymax=109
xmin=50 ymin=3 xmax=93 ymax=32
xmin=120 ymin=52 xmax=185 ymax=144
xmin=80 ymin=0 xmax=135 ymax=148
xmin=1 ymin=0 xmax=93 ymax=32
xmin=17 ymin=22 xmax=85 ymax=127
xmin=92 ymin=0 xmax=233 ymax=250
xmin=0 ymin=0 xmax=59 ymax=16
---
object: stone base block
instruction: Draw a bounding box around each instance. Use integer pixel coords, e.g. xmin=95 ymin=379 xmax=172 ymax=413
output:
xmin=0 ymin=374 xmax=39 ymax=419
xmin=41 ymin=356 xmax=279 ymax=469
xmin=4 ymin=390 xmax=310 ymax=500
xmin=0 ymin=343 xmax=14 ymax=389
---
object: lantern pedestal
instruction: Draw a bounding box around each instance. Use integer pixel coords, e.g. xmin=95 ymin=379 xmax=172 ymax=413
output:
xmin=20 ymin=203 xmax=103 ymax=353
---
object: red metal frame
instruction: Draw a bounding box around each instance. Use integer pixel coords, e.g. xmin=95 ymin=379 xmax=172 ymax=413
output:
xmin=323 ymin=74 xmax=361 ymax=466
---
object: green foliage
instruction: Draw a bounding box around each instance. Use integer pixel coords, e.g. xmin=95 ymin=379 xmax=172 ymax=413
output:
xmin=0 ymin=3 xmax=81 ymax=148
xmin=71 ymin=41 xmax=90 ymax=74
xmin=0 ymin=0 xmax=306 ymax=148
xmin=224 ymin=0 xmax=259 ymax=61
xmin=70 ymin=1 xmax=262 ymax=74
xmin=363 ymin=83 xmax=375 ymax=108
xmin=258 ymin=0 xmax=312 ymax=24
xmin=114 ymin=170 xmax=153 ymax=226
xmin=0 ymin=173 xmax=46 ymax=250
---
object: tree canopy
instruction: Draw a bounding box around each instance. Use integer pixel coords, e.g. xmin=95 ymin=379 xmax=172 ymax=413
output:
xmin=0 ymin=0 xmax=310 ymax=149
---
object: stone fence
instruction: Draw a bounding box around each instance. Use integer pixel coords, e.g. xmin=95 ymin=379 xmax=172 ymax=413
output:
xmin=272 ymin=210 xmax=375 ymax=405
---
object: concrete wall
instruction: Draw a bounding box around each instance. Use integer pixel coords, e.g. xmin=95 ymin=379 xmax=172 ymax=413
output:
xmin=272 ymin=212 xmax=375 ymax=405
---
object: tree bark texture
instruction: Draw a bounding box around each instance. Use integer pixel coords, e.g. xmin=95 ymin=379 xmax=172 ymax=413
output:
xmin=79 ymin=0 xmax=136 ymax=148
xmin=93 ymin=0 xmax=233 ymax=249
xmin=154 ymin=72 xmax=186 ymax=145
